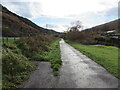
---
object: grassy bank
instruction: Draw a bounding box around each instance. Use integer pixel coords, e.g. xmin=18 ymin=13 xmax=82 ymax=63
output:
xmin=31 ymin=39 xmax=61 ymax=75
xmin=66 ymin=40 xmax=119 ymax=78
xmin=15 ymin=36 xmax=61 ymax=74
xmin=16 ymin=36 xmax=61 ymax=73
xmin=2 ymin=43 xmax=36 ymax=88
xmin=2 ymin=35 xmax=61 ymax=88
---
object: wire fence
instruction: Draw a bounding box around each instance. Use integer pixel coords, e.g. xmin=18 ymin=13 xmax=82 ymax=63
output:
xmin=2 ymin=37 xmax=19 ymax=43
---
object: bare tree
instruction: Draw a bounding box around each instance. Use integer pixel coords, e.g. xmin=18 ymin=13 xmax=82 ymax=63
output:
xmin=64 ymin=20 xmax=83 ymax=41
xmin=69 ymin=20 xmax=83 ymax=31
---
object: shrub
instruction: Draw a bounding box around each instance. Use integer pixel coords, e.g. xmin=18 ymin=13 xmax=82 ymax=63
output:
xmin=15 ymin=35 xmax=56 ymax=59
xmin=3 ymin=43 xmax=21 ymax=54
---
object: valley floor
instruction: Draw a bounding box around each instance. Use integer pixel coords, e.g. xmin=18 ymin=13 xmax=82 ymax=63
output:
xmin=20 ymin=39 xmax=118 ymax=88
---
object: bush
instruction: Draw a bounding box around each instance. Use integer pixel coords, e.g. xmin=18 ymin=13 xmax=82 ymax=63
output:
xmin=3 ymin=43 xmax=21 ymax=54
xmin=15 ymin=35 xmax=56 ymax=59
xmin=16 ymin=42 xmax=31 ymax=57
xmin=64 ymin=29 xmax=98 ymax=45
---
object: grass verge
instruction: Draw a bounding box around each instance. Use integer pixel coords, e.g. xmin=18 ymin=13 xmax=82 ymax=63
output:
xmin=47 ymin=39 xmax=61 ymax=71
xmin=15 ymin=36 xmax=61 ymax=75
xmin=2 ymin=36 xmax=61 ymax=88
xmin=32 ymin=39 xmax=62 ymax=76
xmin=66 ymin=40 xmax=119 ymax=78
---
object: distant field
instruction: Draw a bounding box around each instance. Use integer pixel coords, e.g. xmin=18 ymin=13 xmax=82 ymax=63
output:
xmin=66 ymin=40 xmax=119 ymax=78
xmin=2 ymin=37 xmax=20 ymax=43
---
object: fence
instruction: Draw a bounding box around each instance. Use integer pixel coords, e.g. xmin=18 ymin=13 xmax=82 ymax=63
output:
xmin=2 ymin=37 xmax=19 ymax=43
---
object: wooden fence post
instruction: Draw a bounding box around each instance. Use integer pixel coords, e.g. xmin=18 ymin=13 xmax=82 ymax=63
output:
xmin=14 ymin=37 xmax=15 ymax=41
xmin=7 ymin=37 xmax=8 ymax=43
xmin=3 ymin=37 xmax=4 ymax=44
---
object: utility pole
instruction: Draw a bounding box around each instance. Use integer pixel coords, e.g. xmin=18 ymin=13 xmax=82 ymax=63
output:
xmin=46 ymin=24 xmax=48 ymax=29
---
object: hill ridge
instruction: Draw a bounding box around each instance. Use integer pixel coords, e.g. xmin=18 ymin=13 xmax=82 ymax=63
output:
xmin=1 ymin=4 xmax=59 ymax=37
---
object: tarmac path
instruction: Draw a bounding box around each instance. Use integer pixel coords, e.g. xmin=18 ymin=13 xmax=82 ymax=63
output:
xmin=20 ymin=39 xmax=118 ymax=88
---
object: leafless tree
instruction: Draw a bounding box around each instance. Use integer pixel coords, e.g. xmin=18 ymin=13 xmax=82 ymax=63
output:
xmin=69 ymin=20 xmax=83 ymax=31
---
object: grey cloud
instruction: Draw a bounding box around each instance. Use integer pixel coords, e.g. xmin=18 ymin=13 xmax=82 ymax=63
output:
xmin=106 ymin=6 xmax=118 ymax=18
xmin=1 ymin=2 xmax=41 ymax=18
xmin=46 ymin=24 xmax=59 ymax=28
xmin=13 ymin=2 xmax=33 ymax=18
xmin=62 ymin=25 xmax=70 ymax=28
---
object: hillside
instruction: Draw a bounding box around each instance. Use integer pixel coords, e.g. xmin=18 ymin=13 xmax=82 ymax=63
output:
xmin=1 ymin=4 xmax=58 ymax=37
xmin=83 ymin=19 xmax=119 ymax=33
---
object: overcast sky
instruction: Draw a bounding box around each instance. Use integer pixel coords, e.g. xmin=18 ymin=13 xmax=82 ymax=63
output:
xmin=1 ymin=0 xmax=119 ymax=32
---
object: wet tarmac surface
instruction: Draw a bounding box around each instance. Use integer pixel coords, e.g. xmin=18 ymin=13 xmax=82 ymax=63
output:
xmin=59 ymin=39 xmax=118 ymax=88
xmin=20 ymin=62 xmax=59 ymax=88
xmin=20 ymin=39 xmax=118 ymax=88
